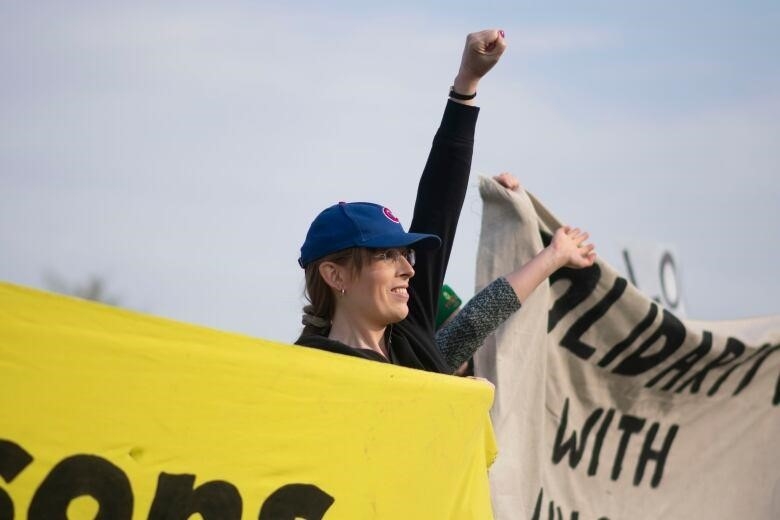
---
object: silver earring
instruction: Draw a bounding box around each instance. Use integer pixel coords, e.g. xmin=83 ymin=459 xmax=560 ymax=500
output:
xmin=340 ymin=288 xmax=345 ymax=297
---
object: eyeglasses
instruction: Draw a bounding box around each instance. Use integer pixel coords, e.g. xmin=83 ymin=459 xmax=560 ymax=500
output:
xmin=371 ymin=248 xmax=416 ymax=267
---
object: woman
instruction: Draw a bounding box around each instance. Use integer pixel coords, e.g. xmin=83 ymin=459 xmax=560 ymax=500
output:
xmin=295 ymin=30 xmax=508 ymax=373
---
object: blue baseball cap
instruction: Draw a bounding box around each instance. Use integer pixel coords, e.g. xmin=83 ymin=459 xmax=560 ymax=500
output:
xmin=298 ymin=202 xmax=441 ymax=268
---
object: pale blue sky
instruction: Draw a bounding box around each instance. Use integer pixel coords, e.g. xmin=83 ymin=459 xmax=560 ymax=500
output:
xmin=2 ymin=1 xmax=778 ymax=342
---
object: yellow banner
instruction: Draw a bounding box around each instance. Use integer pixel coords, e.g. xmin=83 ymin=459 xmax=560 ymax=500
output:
xmin=0 ymin=283 xmax=496 ymax=519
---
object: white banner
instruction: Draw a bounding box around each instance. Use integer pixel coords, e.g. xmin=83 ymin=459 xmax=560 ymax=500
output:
xmin=474 ymin=177 xmax=780 ymax=519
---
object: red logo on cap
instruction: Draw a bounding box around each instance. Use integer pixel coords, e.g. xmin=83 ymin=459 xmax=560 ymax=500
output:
xmin=383 ymin=207 xmax=400 ymax=223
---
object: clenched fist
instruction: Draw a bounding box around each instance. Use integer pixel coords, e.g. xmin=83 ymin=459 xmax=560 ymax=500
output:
xmin=452 ymin=29 xmax=507 ymax=102
xmin=461 ymin=30 xmax=507 ymax=80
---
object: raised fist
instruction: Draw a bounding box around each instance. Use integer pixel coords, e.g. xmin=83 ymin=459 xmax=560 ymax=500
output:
xmin=457 ymin=29 xmax=507 ymax=84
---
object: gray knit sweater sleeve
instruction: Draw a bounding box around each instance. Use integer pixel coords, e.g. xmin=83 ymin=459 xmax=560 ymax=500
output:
xmin=435 ymin=277 xmax=521 ymax=373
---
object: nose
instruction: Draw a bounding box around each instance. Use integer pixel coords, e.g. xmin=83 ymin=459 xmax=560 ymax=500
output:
xmin=399 ymin=256 xmax=415 ymax=278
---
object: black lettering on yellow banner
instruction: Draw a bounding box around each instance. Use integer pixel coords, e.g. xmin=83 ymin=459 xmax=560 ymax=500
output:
xmin=0 ymin=440 xmax=335 ymax=520
xmin=0 ymin=440 xmax=34 ymax=520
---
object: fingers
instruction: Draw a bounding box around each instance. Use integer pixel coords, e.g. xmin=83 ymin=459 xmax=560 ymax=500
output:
xmin=473 ymin=29 xmax=507 ymax=56
xmin=569 ymin=242 xmax=597 ymax=268
xmin=573 ymin=231 xmax=592 ymax=253
xmin=565 ymin=226 xmax=589 ymax=244
xmin=458 ymin=29 xmax=507 ymax=82
xmin=584 ymin=248 xmax=597 ymax=265
xmin=574 ymin=238 xmax=596 ymax=267
xmin=557 ymin=224 xmax=597 ymax=266
xmin=493 ymin=172 xmax=521 ymax=191
xmin=566 ymin=227 xmax=583 ymax=244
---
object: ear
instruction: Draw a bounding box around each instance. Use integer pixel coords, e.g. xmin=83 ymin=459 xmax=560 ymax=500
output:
xmin=318 ymin=261 xmax=349 ymax=292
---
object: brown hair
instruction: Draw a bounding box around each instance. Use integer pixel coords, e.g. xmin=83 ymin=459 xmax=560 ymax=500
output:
xmin=298 ymin=248 xmax=368 ymax=337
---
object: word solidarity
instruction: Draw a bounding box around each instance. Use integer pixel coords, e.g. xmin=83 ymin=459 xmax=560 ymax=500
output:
xmin=548 ymin=260 xmax=780 ymax=406
xmin=0 ymin=440 xmax=334 ymax=520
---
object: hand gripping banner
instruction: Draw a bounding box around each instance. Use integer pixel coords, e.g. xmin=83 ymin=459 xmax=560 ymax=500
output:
xmin=473 ymin=177 xmax=780 ymax=520
xmin=0 ymin=283 xmax=497 ymax=519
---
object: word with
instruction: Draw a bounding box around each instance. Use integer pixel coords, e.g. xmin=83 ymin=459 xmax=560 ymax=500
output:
xmin=0 ymin=439 xmax=333 ymax=520
xmin=551 ymin=398 xmax=679 ymax=489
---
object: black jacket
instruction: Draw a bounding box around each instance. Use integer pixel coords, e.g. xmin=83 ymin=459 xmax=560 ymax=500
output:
xmin=296 ymin=100 xmax=479 ymax=373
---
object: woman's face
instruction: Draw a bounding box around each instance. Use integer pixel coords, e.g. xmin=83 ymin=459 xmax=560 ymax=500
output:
xmin=342 ymin=248 xmax=415 ymax=327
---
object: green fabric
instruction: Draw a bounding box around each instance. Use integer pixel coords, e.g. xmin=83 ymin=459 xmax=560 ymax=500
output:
xmin=436 ymin=284 xmax=462 ymax=329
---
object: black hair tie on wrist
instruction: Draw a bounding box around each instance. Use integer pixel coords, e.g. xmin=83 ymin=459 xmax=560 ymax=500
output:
xmin=449 ymin=86 xmax=476 ymax=100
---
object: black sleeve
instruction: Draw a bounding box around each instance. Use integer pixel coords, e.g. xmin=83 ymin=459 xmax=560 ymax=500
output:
xmin=406 ymin=100 xmax=479 ymax=336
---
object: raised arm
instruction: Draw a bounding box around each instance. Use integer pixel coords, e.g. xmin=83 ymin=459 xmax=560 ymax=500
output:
xmin=406 ymin=30 xmax=507 ymax=333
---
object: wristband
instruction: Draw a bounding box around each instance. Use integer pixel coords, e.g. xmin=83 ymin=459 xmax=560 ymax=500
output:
xmin=448 ymin=86 xmax=477 ymax=100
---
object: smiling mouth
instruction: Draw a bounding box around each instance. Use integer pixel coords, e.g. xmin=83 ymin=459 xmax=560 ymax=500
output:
xmin=390 ymin=287 xmax=408 ymax=296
